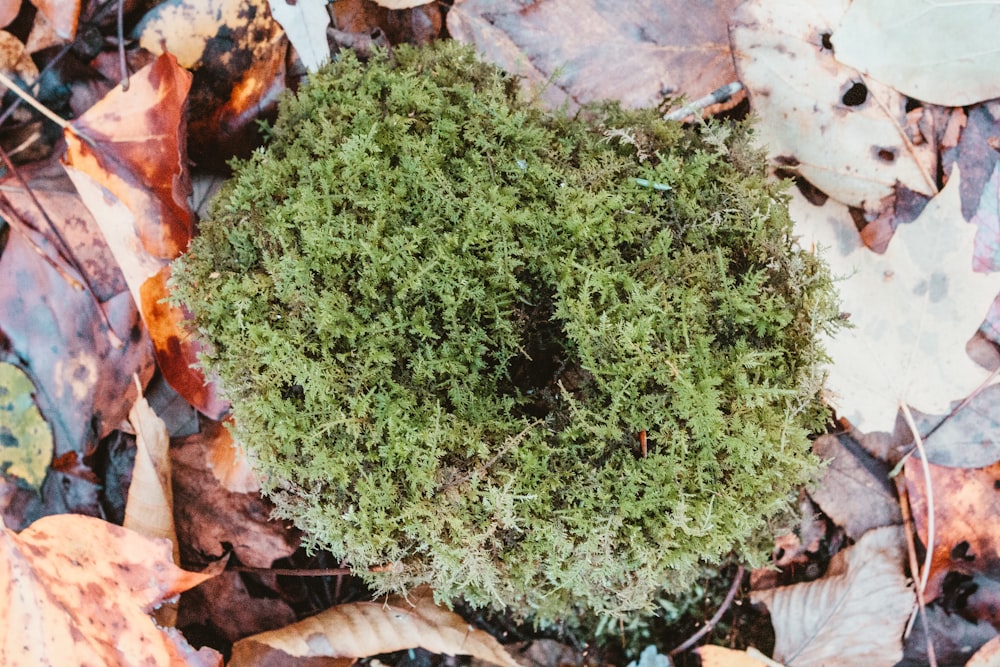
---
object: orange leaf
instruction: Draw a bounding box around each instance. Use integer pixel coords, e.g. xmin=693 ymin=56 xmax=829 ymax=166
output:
xmin=0 ymin=513 xmax=222 ymax=666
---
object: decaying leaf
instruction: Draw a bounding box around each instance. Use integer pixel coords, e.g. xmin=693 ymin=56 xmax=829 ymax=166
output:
xmin=696 ymin=645 xmax=782 ymax=667
xmin=229 ymin=587 xmax=519 ymax=667
xmin=0 ymin=361 xmax=51 ymax=490
xmin=905 ymin=456 xmax=1000 ymax=602
xmin=810 ymin=434 xmax=900 ymax=539
xmin=752 ymin=526 xmax=914 ymax=667
xmin=791 ymin=169 xmax=1000 ymax=433
xmin=62 ymin=53 xmax=228 ymax=419
xmin=124 ymin=376 xmax=177 ymax=560
xmin=832 ymin=0 xmax=1000 ymax=107
xmin=267 ymin=0 xmax=330 ymax=71
xmin=448 ymin=0 xmax=742 ymax=112
xmin=731 ymin=0 xmax=937 ymax=214
xmin=0 ymin=161 xmax=155 ymax=476
xmin=907 ymin=384 xmax=1000 ymax=469
xmin=0 ymin=513 xmax=222 ymax=666
xmin=171 ymin=424 xmax=298 ymax=569
xmin=135 ymin=0 xmax=288 ymax=164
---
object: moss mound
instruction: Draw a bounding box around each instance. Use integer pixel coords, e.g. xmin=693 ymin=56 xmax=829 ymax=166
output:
xmin=171 ymin=41 xmax=838 ymax=620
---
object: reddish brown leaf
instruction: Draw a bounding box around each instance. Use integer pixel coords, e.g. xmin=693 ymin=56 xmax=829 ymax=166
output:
xmin=62 ymin=54 xmax=228 ymax=419
xmin=905 ymin=456 xmax=1000 ymax=602
xmin=0 ymin=513 xmax=223 ymax=666
xmin=171 ymin=422 xmax=299 ymax=569
xmin=448 ymin=0 xmax=742 ymax=111
xmin=64 ymin=52 xmax=193 ymax=260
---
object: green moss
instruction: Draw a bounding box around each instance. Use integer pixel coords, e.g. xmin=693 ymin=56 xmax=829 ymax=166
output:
xmin=170 ymin=41 xmax=838 ymax=620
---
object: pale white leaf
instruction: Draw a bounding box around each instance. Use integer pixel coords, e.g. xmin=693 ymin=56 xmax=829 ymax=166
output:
xmin=792 ymin=167 xmax=1000 ymax=433
xmin=832 ymin=0 xmax=1000 ymax=107
xmin=268 ymin=0 xmax=330 ymax=72
xmin=751 ymin=526 xmax=914 ymax=667
xmin=731 ymin=0 xmax=936 ymax=212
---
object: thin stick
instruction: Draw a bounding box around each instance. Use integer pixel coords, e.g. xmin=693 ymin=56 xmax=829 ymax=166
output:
xmin=895 ymin=476 xmax=937 ymax=667
xmin=664 ymin=82 xmax=744 ymax=122
xmin=0 ymin=70 xmax=70 ymax=130
xmin=899 ymin=401 xmax=935 ymax=598
xmin=669 ymin=564 xmax=745 ymax=656
xmin=117 ymin=0 xmax=129 ymax=90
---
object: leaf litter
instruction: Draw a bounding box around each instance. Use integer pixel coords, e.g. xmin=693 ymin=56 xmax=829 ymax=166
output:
xmin=1 ymin=0 xmax=1000 ymax=663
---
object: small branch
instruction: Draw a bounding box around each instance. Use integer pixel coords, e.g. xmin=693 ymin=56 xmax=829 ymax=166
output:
xmin=0 ymin=70 xmax=70 ymax=130
xmin=669 ymin=564 xmax=745 ymax=656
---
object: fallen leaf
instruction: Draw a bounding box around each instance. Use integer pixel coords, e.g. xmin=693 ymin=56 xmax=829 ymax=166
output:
xmin=136 ymin=0 xmax=287 ymax=166
xmin=0 ymin=161 xmax=155 ymax=471
xmin=171 ymin=425 xmax=298 ymax=568
xmin=371 ymin=0 xmax=433 ymax=8
xmin=331 ymin=0 xmax=441 ymax=46
xmin=229 ymin=587 xmax=519 ymax=667
xmin=124 ymin=376 xmax=177 ymax=560
xmin=176 ymin=570 xmax=296 ymax=644
xmin=267 ymin=0 xmax=330 ymax=72
xmin=24 ymin=0 xmax=79 ymax=53
xmin=0 ymin=361 xmax=52 ymax=490
xmin=832 ymin=0 xmax=1000 ymax=107
xmin=751 ymin=526 xmax=914 ymax=667
xmin=810 ymin=434 xmax=900 ymax=539
xmin=967 ymin=635 xmax=1000 ymax=667
xmin=0 ymin=513 xmax=222 ymax=666
xmin=949 ymin=103 xmax=1000 ymax=223
xmin=905 ymin=456 xmax=1000 ymax=602
xmin=63 ymin=53 xmax=228 ymax=419
xmin=202 ymin=417 xmax=260 ymax=494
xmin=906 ymin=384 xmax=1000 ymax=468
xmin=731 ymin=0 xmax=937 ymax=214
xmin=448 ymin=0 xmax=742 ymax=112
xmin=900 ymin=602 xmax=998 ymax=667
xmin=696 ymin=645 xmax=781 ymax=667
xmin=791 ymin=169 xmax=1000 ymax=433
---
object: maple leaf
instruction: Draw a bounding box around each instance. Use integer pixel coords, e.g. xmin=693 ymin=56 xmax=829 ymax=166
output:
xmin=792 ymin=168 xmax=1000 ymax=433
xmin=0 ymin=513 xmax=222 ymax=666
xmin=730 ymin=0 xmax=937 ymax=213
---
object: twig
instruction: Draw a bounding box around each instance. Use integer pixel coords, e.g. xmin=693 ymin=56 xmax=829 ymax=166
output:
xmin=229 ymin=563 xmax=393 ymax=576
xmin=895 ymin=476 xmax=937 ymax=667
xmin=0 ymin=70 xmax=70 ymax=130
xmin=899 ymin=401 xmax=935 ymax=599
xmin=669 ymin=564 xmax=745 ymax=656
xmin=117 ymin=0 xmax=129 ymax=90
xmin=664 ymin=82 xmax=743 ymax=122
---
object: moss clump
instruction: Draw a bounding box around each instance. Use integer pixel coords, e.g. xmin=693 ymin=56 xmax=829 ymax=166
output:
xmin=171 ymin=41 xmax=838 ymax=620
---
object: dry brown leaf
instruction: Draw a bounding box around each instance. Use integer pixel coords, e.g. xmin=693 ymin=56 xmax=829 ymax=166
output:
xmin=24 ymin=0 xmax=79 ymax=53
xmin=202 ymin=417 xmax=260 ymax=494
xmin=229 ymin=587 xmax=519 ymax=667
xmin=0 ymin=1 xmax=18 ymax=30
xmin=177 ymin=570 xmax=296 ymax=645
xmin=0 ymin=513 xmax=222 ymax=666
xmin=751 ymin=526 xmax=914 ymax=667
xmin=171 ymin=425 xmax=298 ymax=568
xmin=810 ymin=434 xmax=900 ymax=539
xmin=968 ymin=635 xmax=1000 ymax=667
xmin=448 ymin=0 xmax=742 ymax=112
xmin=905 ymin=456 xmax=1000 ymax=602
xmin=123 ymin=375 xmax=178 ymax=627
xmin=124 ymin=375 xmax=177 ymax=556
